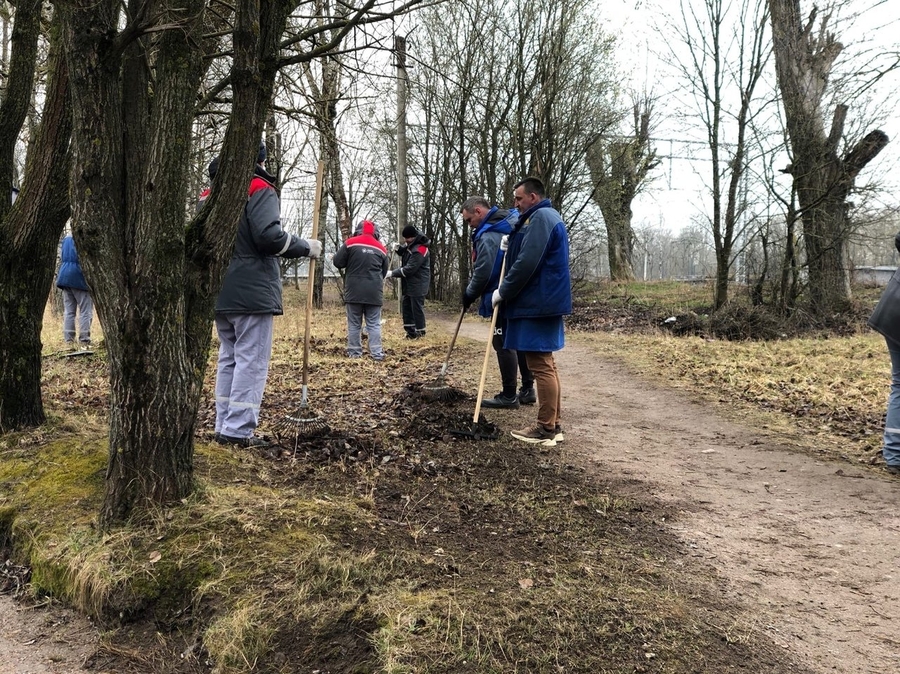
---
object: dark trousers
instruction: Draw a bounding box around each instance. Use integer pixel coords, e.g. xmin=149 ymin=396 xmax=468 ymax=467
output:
xmin=492 ymin=320 xmax=533 ymax=396
xmin=401 ymin=295 xmax=426 ymax=337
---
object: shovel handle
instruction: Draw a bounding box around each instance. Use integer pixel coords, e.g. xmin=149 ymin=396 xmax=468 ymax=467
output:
xmin=473 ymin=254 xmax=507 ymax=423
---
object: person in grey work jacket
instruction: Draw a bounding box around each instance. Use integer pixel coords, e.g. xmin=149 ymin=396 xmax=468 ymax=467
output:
xmin=333 ymin=219 xmax=389 ymax=360
xmin=200 ymin=141 xmax=323 ymax=448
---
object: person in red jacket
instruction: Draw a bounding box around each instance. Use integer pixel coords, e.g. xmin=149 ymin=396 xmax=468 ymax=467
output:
xmin=333 ymin=220 xmax=389 ymax=360
xmin=201 ymin=141 xmax=322 ymax=448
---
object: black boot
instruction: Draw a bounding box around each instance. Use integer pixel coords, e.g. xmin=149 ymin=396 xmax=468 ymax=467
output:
xmin=518 ymin=386 xmax=537 ymax=405
xmin=481 ymin=391 xmax=520 ymax=409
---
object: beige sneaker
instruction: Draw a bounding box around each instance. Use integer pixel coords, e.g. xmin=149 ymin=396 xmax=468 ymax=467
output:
xmin=510 ymin=423 xmax=557 ymax=447
xmin=553 ymin=424 xmax=565 ymax=443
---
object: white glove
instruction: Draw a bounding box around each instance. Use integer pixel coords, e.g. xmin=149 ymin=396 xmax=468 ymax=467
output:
xmin=384 ymin=270 xmax=394 ymax=282
xmin=392 ymin=240 xmax=403 ymax=251
xmin=499 ymin=235 xmax=509 ymax=251
xmin=306 ymin=239 xmax=323 ymax=259
xmin=491 ymin=289 xmax=503 ymax=307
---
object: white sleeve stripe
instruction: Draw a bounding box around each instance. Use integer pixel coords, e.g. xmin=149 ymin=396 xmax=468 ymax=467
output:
xmin=276 ymin=236 xmax=292 ymax=256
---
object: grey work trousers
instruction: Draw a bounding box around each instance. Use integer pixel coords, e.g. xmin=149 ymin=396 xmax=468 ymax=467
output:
xmin=214 ymin=313 xmax=274 ymax=439
xmin=61 ymin=287 xmax=93 ymax=344
xmin=346 ymin=303 xmax=384 ymax=359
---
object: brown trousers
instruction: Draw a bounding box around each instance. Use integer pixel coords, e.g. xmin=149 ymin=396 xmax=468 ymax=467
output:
xmin=523 ymin=351 xmax=562 ymax=430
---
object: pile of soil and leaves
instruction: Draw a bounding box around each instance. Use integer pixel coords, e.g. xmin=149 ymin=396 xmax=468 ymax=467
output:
xmin=569 ymin=280 xmax=883 ymax=342
xmin=0 ymin=294 xmax=808 ymax=673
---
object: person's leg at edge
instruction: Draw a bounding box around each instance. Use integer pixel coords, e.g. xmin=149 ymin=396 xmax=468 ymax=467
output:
xmin=214 ymin=314 xmax=238 ymax=435
xmin=220 ymin=314 xmax=274 ymax=439
xmin=493 ymin=326 xmax=519 ymax=398
xmin=61 ymin=288 xmax=77 ymax=344
xmin=884 ymin=337 xmax=900 ymax=468
xmin=365 ymin=304 xmax=384 ymax=359
xmin=523 ymin=351 xmax=559 ymax=431
xmin=412 ymin=295 xmax=426 ymax=337
xmin=401 ymin=295 xmax=417 ymax=338
xmin=516 ymin=350 xmax=535 ymax=402
xmin=74 ymin=288 xmax=93 ymax=344
xmin=346 ymin=303 xmax=364 ymax=357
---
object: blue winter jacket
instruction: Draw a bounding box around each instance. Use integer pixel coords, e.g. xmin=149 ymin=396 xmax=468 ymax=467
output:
xmin=465 ymin=207 xmax=517 ymax=318
xmin=499 ymin=199 xmax=572 ymax=319
xmin=56 ymin=236 xmax=89 ymax=291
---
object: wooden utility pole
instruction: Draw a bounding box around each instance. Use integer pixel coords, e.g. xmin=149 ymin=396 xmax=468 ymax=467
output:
xmin=394 ymin=35 xmax=408 ymax=312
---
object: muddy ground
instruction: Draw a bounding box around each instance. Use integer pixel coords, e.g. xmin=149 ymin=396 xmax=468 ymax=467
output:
xmin=3 ymin=309 xmax=898 ymax=673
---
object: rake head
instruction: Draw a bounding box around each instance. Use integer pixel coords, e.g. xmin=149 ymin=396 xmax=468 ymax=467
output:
xmin=420 ymin=377 xmax=467 ymax=403
xmin=272 ymin=405 xmax=331 ymax=448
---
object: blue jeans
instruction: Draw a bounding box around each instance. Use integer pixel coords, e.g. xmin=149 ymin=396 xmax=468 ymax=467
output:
xmin=346 ymin=303 xmax=384 ymax=359
xmin=884 ymin=337 xmax=900 ymax=467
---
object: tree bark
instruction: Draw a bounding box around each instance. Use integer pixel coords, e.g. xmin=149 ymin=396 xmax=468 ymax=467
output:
xmin=0 ymin=7 xmax=72 ymax=432
xmin=768 ymin=0 xmax=889 ymax=315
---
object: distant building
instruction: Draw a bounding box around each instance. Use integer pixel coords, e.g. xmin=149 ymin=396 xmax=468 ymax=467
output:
xmin=853 ymin=265 xmax=897 ymax=287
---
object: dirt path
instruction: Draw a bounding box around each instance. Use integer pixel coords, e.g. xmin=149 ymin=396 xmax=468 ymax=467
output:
xmin=0 ymin=596 xmax=97 ymax=674
xmin=450 ymin=317 xmax=900 ymax=674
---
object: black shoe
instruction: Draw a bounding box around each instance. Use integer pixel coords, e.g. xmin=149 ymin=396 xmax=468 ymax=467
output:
xmin=886 ymin=465 xmax=900 ymax=476
xmin=216 ymin=433 xmax=272 ymax=448
xmin=404 ymin=333 xmax=419 ymax=340
xmin=518 ymin=387 xmax=537 ymax=405
xmin=481 ymin=392 xmax=520 ymax=409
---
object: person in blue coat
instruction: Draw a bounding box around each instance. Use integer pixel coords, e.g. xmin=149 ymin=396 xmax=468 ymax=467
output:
xmin=56 ymin=235 xmax=93 ymax=350
xmin=492 ymin=177 xmax=572 ymax=446
xmin=460 ymin=196 xmax=534 ymax=408
xmin=201 ymin=141 xmax=323 ymax=448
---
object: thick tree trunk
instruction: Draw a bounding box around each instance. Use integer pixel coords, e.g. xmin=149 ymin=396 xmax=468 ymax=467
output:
xmin=769 ymin=0 xmax=888 ymax=316
xmin=604 ymin=209 xmax=636 ymax=282
xmin=0 ymin=10 xmax=71 ymax=432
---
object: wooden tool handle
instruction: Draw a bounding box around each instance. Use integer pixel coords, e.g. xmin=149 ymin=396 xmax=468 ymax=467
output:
xmin=440 ymin=307 xmax=467 ymax=377
xmin=301 ymin=160 xmax=326 ymax=396
xmin=473 ymin=254 xmax=507 ymax=423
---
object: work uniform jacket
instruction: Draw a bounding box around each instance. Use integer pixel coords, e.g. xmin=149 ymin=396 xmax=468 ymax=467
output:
xmin=466 ymin=207 xmax=517 ymax=318
xmin=333 ymin=220 xmax=389 ymax=306
xmin=394 ymin=233 xmax=431 ymax=298
xmin=200 ymin=165 xmax=311 ymax=315
xmin=499 ymin=199 xmax=572 ymax=320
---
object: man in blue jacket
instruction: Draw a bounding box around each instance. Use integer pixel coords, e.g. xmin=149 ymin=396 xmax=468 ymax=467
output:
xmin=492 ymin=177 xmax=571 ymax=446
xmin=202 ymin=141 xmax=322 ymax=448
xmin=333 ymin=219 xmax=389 ymax=360
xmin=460 ymin=196 xmax=535 ymax=408
xmin=56 ymin=234 xmax=94 ymax=350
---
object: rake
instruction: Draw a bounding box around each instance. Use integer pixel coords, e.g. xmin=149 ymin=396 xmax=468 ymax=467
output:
xmin=420 ymin=306 xmax=468 ymax=402
xmin=473 ymin=253 xmax=507 ymax=423
xmin=273 ymin=160 xmax=330 ymax=447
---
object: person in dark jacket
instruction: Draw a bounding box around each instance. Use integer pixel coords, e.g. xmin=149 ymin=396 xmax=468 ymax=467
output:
xmin=385 ymin=225 xmax=431 ymax=339
xmin=492 ymin=177 xmax=571 ymax=447
xmin=333 ymin=219 xmax=389 ymax=360
xmin=868 ymin=230 xmax=900 ymax=475
xmin=201 ymin=141 xmax=322 ymax=448
xmin=460 ymin=196 xmax=535 ymax=408
xmin=56 ymin=234 xmax=94 ymax=350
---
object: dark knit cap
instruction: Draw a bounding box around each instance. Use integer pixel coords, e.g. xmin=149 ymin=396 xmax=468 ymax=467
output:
xmin=257 ymin=140 xmax=267 ymax=164
xmin=208 ymin=157 xmax=219 ymax=179
xmin=402 ymin=225 xmax=418 ymax=238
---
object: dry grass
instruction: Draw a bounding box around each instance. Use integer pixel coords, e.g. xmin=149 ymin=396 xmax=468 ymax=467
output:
xmin=0 ymin=290 xmax=809 ymax=673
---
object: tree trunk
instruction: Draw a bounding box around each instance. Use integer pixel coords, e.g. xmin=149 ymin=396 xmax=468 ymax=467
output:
xmin=57 ymin=0 xmax=291 ymax=526
xmin=0 ymin=8 xmax=71 ymax=432
xmin=768 ymin=0 xmax=888 ymax=316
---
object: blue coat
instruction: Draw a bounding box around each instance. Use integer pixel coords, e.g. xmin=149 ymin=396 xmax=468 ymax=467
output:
xmin=465 ymin=207 xmax=517 ymax=318
xmin=499 ymin=199 xmax=572 ymax=320
xmin=56 ymin=236 xmax=88 ymax=291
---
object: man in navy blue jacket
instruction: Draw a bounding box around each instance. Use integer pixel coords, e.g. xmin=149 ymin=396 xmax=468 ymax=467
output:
xmin=492 ymin=177 xmax=571 ymax=446
xmin=460 ymin=196 xmax=534 ymax=408
xmin=56 ymin=234 xmax=93 ymax=350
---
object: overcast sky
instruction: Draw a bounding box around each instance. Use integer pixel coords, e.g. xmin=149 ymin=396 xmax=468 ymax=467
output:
xmin=601 ymin=0 xmax=900 ymax=234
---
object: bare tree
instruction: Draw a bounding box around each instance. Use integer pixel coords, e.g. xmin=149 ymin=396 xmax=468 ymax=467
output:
xmin=0 ymin=3 xmax=71 ymax=431
xmin=587 ymin=96 xmax=660 ymax=281
xmin=667 ymin=0 xmax=772 ymax=308
xmin=768 ymin=0 xmax=889 ymax=315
